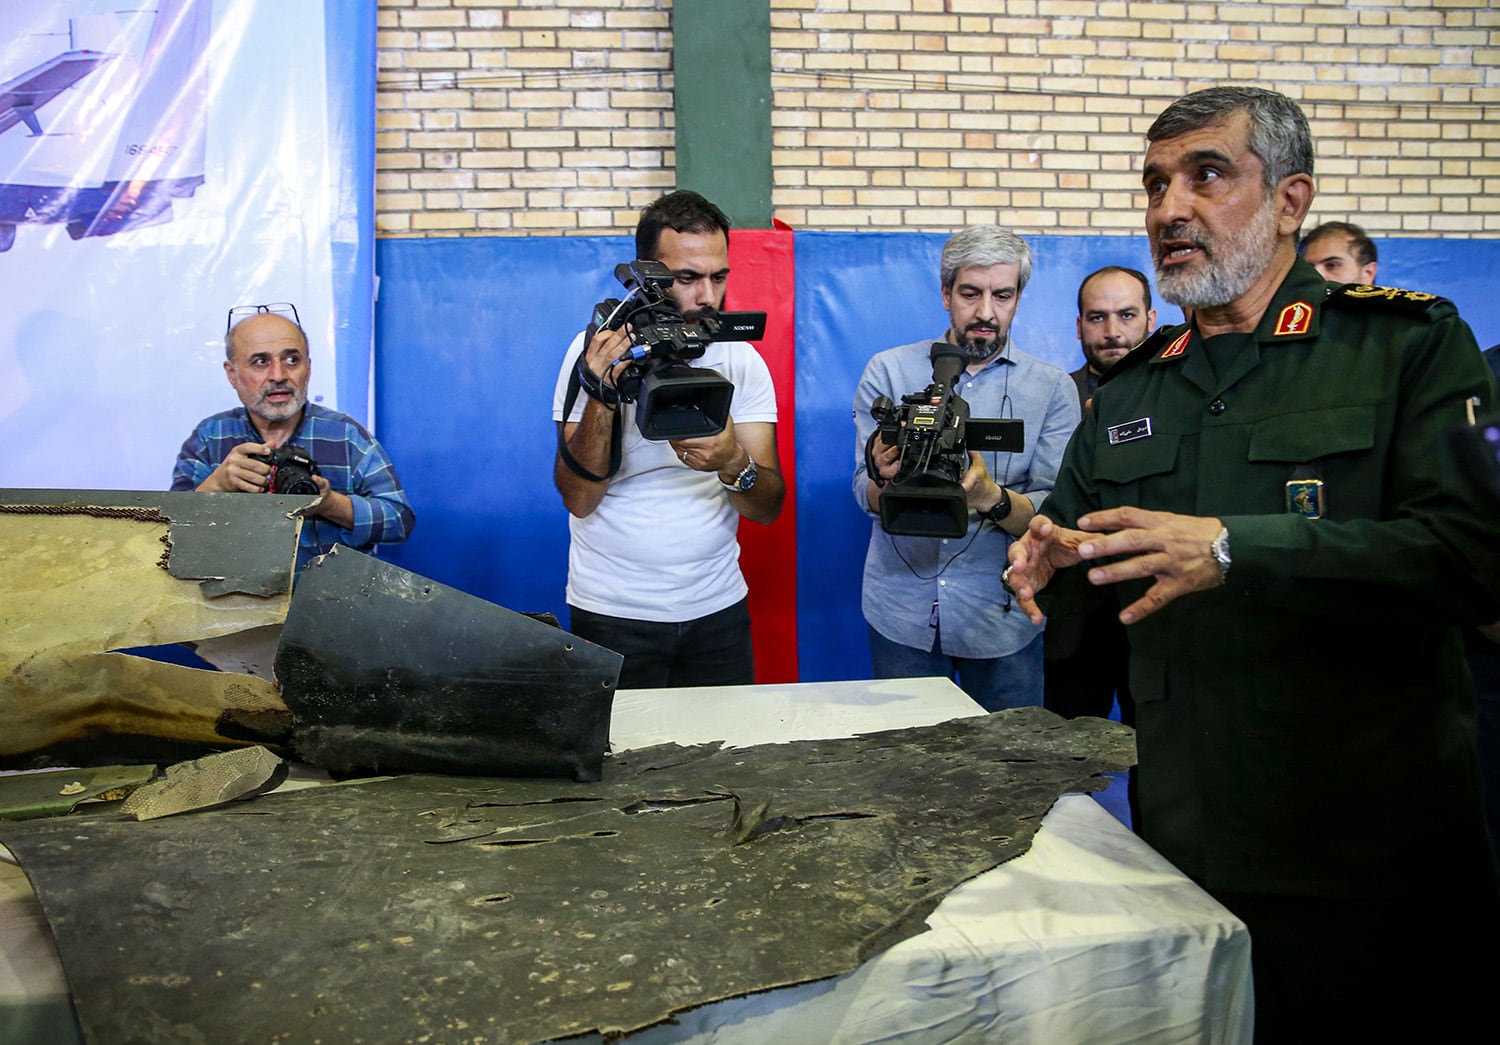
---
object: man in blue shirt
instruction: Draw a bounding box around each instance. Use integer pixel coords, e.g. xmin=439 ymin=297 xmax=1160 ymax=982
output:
xmin=852 ymin=226 xmax=1079 ymax=710
xmin=172 ymin=306 xmax=414 ymax=565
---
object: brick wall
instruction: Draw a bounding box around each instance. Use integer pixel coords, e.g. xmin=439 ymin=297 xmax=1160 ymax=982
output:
xmin=376 ymin=0 xmax=1500 ymax=238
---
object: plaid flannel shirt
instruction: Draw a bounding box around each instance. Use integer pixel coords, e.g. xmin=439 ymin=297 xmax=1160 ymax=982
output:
xmin=171 ymin=403 xmax=414 ymax=565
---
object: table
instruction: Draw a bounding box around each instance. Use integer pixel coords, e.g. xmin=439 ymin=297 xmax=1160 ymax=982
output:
xmin=2 ymin=677 xmax=1251 ymax=1043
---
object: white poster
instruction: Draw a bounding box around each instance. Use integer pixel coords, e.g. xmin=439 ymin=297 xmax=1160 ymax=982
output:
xmin=0 ymin=0 xmax=369 ymax=490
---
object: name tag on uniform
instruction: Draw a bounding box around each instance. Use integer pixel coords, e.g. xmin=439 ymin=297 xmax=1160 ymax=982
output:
xmin=1286 ymin=479 xmax=1325 ymax=519
xmin=1107 ymin=418 xmax=1152 ymax=445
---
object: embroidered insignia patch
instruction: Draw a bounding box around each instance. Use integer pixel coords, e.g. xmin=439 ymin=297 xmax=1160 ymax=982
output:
xmin=1107 ymin=417 xmax=1152 ymax=445
xmin=1341 ymin=285 xmax=1438 ymax=305
xmin=1285 ymin=478 xmax=1324 ymax=519
xmin=1332 ymin=284 xmax=1445 ymax=318
xmin=1272 ymin=301 xmax=1313 ymax=336
xmin=1158 ymin=330 xmax=1190 ymax=360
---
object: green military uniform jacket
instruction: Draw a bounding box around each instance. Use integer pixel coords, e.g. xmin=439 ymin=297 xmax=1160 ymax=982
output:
xmin=1040 ymin=257 xmax=1500 ymax=899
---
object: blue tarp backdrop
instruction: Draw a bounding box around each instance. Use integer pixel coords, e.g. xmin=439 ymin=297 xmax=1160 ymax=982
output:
xmin=374 ymin=231 xmax=1500 ymax=684
xmin=375 ymin=235 xmax=634 ymax=616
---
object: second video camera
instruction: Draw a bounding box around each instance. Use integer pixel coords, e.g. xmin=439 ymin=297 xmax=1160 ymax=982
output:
xmin=588 ymin=259 xmax=766 ymax=441
xmin=867 ymin=343 xmax=1023 ymax=538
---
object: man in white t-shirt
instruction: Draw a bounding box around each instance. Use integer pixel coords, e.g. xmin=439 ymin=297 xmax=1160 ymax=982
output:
xmin=552 ymin=190 xmax=784 ymax=688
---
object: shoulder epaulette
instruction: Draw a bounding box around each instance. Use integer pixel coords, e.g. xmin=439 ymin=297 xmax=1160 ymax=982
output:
xmin=1099 ymin=322 xmax=1188 ymax=386
xmin=1328 ymin=283 xmax=1454 ymax=318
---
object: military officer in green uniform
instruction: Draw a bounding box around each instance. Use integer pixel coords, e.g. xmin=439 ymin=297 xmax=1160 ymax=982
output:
xmin=1007 ymin=86 xmax=1499 ymax=1041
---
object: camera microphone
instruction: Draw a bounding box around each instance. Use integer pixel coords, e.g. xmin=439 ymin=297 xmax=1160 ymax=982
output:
xmin=929 ymin=342 xmax=967 ymax=390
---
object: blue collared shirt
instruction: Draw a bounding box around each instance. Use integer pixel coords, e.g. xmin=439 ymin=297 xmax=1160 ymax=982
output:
xmin=171 ymin=403 xmax=415 ymax=565
xmin=853 ymin=337 xmax=1079 ymax=658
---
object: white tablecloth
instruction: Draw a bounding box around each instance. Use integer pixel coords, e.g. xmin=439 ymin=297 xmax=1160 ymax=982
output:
xmin=1 ymin=676 xmax=1252 ymax=1044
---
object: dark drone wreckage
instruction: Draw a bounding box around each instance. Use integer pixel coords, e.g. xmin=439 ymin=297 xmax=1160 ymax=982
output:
xmin=0 ymin=487 xmax=1135 ymax=1044
xmin=0 ymin=488 xmax=621 ymax=779
xmin=0 ymin=711 xmax=1135 ymax=1044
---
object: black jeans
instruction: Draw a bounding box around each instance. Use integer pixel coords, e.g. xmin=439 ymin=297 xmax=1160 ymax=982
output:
xmin=567 ymin=598 xmax=754 ymax=690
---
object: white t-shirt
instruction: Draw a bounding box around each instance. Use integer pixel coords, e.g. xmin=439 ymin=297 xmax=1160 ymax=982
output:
xmin=552 ymin=332 xmax=778 ymax=622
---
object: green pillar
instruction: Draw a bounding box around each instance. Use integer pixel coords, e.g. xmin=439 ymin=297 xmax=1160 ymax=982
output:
xmin=671 ymin=1 xmax=772 ymax=229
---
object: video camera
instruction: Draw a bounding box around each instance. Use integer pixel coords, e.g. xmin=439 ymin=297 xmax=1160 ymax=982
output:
xmin=867 ymin=343 xmax=1024 ymax=538
xmin=587 ymin=259 xmax=767 ymax=441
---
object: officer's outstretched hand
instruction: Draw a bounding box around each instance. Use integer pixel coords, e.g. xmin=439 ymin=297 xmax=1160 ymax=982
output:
xmin=1006 ymin=515 xmax=1089 ymax=624
xmin=1071 ymin=506 xmax=1225 ymax=624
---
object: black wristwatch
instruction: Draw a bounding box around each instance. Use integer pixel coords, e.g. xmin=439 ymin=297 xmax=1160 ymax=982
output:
xmin=981 ymin=487 xmax=1012 ymax=523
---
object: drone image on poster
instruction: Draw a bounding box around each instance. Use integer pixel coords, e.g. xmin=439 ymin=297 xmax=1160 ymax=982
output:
xmin=0 ymin=0 xmax=210 ymax=253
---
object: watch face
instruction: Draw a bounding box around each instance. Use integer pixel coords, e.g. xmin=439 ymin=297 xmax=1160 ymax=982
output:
xmin=987 ymin=488 xmax=1010 ymax=521
xmin=725 ymin=460 xmax=756 ymax=492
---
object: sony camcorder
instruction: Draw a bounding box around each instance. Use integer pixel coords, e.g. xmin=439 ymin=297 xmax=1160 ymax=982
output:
xmin=587 ymin=259 xmax=766 ymax=441
xmin=867 ymin=343 xmax=1024 ymax=538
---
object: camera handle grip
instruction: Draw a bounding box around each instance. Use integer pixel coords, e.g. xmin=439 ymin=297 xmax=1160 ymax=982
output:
xmin=864 ymin=427 xmax=890 ymax=489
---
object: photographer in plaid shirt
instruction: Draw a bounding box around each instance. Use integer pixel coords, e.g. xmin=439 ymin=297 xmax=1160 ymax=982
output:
xmin=171 ymin=303 xmax=414 ymax=565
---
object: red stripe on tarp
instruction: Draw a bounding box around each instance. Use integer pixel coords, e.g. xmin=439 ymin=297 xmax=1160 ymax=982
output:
xmin=727 ymin=226 xmax=798 ymax=682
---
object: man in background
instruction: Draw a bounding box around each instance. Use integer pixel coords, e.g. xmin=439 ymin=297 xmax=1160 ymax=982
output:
xmin=853 ymin=225 xmax=1078 ymax=711
xmin=172 ymin=304 xmax=414 ymax=566
xmin=1299 ymin=219 xmax=1378 ymax=285
xmin=552 ymin=190 xmax=784 ymax=689
xmin=1066 ymin=266 xmax=1157 ymax=413
xmin=1043 ymin=267 xmax=1156 ymax=725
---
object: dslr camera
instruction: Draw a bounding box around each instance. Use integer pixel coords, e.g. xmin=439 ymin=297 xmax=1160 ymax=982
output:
xmin=866 ymin=343 xmax=1024 ymax=538
xmin=586 ymin=259 xmax=766 ymax=440
xmin=252 ymin=444 xmax=321 ymax=496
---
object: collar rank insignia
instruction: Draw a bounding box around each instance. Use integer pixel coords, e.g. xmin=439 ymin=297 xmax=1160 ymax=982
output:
xmin=1272 ymin=301 xmax=1314 ymax=336
xmin=1107 ymin=417 xmax=1152 ymax=445
xmin=1158 ymin=330 xmax=1190 ymax=360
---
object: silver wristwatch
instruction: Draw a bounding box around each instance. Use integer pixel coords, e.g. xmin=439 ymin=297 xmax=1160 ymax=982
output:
xmin=1210 ymin=526 xmax=1232 ymax=582
xmin=721 ymin=454 xmax=757 ymax=493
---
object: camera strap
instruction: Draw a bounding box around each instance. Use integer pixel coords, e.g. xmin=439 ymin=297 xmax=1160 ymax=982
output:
xmin=573 ymin=341 xmax=621 ymax=409
xmin=556 ymin=353 xmax=625 ymax=482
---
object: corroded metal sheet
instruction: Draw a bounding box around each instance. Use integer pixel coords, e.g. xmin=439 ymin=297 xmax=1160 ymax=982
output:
xmin=2 ymin=493 xmax=617 ymax=782
xmin=1 ymin=489 xmax=315 ymax=597
xmin=275 ymin=547 xmax=621 ymax=781
xmin=0 ymin=491 xmax=292 ymax=765
xmin=0 ymin=709 xmax=1134 ymax=1045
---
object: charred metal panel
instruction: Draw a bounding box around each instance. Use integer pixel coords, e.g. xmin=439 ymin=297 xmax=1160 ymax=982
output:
xmin=2 ymin=493 xmax=613 ymax=783
xmin=1 ymin=488 xmax=315 ymax=598
xmin=0 ymin=491 xmax=292 ymax=766
xmin=276 ymin=547 xmax=622 ymax=782
xmin=0 ymin=709 xmax=1134 ymax=1045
